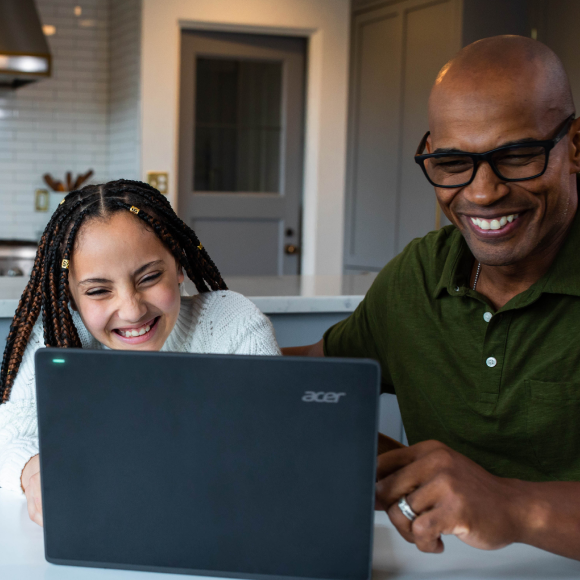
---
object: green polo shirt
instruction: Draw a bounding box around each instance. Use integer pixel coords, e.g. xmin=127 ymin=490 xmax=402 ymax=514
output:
xmin=325 ymin=208 xmax=580 ymax=482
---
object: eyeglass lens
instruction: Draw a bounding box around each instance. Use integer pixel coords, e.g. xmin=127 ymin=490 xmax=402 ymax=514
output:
xmin=423 ymin=145 xmax=547 ymax=186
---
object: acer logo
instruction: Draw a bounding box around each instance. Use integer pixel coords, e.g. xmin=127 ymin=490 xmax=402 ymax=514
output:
xmin=302 ymin=391 xmax=346 ymax=403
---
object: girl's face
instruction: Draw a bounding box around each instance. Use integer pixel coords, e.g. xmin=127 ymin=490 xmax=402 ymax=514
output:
xmin=67 ymin=212 xmax=184 ymax=351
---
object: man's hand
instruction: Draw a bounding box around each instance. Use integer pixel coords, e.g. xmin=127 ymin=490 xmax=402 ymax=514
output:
xmin=375 ymin=440 xmax=523 ymax=553
xmin=21 ymin=455 xmax=43 ymax=527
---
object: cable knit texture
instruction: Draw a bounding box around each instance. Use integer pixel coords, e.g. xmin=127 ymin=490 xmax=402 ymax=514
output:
xmin=0 ymin=291 xmax=280 ymax=492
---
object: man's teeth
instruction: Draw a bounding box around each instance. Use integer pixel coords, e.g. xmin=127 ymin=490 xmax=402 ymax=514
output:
xmin=118 ymin=323 xmax=151 ymax=338
xmin=470 ymin=214 xmax=518 ymax=231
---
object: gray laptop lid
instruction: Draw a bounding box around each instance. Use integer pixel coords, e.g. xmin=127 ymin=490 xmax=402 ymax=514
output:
xmin=35 ymin=348 xmax=380 ymax=580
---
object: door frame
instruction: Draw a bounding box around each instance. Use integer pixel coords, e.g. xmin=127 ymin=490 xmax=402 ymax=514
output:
xmin=140 ymin=0 xmax=351 ymax=276
xmin=177 ymin=30 xmax=306 ymax=276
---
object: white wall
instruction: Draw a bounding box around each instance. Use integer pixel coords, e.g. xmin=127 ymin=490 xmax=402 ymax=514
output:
xmin=0 ymin=0 xmax=110 ymax=240
xmin=140 ymin=0 xmax=351 ymax=276
xmin=108 ymin=0 xmax=142 ymax=181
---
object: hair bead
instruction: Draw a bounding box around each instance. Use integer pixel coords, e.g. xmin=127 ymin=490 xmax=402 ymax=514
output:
xmin=61 ymin=259 xmax=69 ymax=269
xmin=129 ymin=206 xmax=140 ymax=214
xmin=197 ymin=244 xmax=203 ymax=250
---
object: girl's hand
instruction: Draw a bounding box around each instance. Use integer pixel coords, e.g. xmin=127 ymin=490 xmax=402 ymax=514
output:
xmin=21 ymin=455 xmax=43 ymax=527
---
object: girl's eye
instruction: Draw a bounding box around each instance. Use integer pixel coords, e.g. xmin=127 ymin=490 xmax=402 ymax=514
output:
xmin=141 ymin=272 xmax=162 ymax=284
xmin=85 ymin=272 xmax=162 ymax=296
xmin=86 ymin=288 xmax=109 ymax=297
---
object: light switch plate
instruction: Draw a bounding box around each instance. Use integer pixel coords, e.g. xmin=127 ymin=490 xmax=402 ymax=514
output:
xmin=35 ymin=189 xmax=49 ymax=211
xmin=146 ymin=172 xmax=168 ymax=195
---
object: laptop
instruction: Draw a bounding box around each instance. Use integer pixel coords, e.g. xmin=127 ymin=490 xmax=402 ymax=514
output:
xmin=35 ymin=348 xmax=380 ymax=580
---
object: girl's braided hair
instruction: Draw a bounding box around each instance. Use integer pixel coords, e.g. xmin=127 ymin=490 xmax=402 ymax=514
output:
xmin=0 ymin=179 xmax=227 ymax=403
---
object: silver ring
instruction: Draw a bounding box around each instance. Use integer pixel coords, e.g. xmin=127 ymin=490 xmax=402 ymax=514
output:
xmin=397 ymin=495 xmax=418 ymax=522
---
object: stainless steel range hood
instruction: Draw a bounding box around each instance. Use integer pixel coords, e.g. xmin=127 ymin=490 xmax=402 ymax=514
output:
xmin=0 ymin=0 xmax=51 ymax=89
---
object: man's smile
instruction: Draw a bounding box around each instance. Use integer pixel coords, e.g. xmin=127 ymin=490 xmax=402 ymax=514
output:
xmin=464 ymin=211 xmax=526 ymax=238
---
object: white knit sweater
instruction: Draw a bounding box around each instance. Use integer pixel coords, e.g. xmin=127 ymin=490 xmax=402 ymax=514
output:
xmin=0 ymin=290 xmax=280 ymax=493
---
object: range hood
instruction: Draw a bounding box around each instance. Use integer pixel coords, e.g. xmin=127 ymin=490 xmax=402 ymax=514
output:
xmin=0 ymin=0 xmax=51 ymax=89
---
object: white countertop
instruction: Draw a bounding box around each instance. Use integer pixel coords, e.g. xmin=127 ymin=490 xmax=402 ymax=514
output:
xmin=2 ymin=489 xmax=579 ymax=579
xmin=0 ymin=274 xmax=378 ymax=318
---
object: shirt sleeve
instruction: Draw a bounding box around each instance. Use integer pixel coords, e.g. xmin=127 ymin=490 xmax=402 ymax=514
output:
xmin=0 ymin=319 xmax=43 ymax=493
xmin=324 ymin=269 xmax=394 ymax=393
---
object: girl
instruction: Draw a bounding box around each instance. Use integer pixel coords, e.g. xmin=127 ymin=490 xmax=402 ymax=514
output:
xmin=0 ymin=179 xmax=280 ymax=526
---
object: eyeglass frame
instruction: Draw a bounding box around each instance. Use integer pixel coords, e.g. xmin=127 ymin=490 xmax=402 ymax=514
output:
xmin=414 ymin=114 xmax=575 ymax=189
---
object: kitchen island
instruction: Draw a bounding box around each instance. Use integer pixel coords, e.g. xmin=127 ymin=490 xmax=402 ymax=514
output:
xmin=2 ymin=488 xmax=580 ymax=579
xmin=0 ymin=273 xmax=405 ymax=441
xmin=0 ymin=273 xmax=378 ymax=347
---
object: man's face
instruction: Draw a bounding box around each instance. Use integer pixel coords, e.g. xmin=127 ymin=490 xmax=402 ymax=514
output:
xmin=428 ymin=88 xmax=578 ymax=267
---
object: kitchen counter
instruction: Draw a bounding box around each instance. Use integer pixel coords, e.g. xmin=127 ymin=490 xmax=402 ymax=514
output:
xmin=0 ymin=272 xmax=405 ymax=443
xmin=0 ymin=274 xmax=377 ymax=318
xmin=2 ymin=489 xmax=580 ymax=579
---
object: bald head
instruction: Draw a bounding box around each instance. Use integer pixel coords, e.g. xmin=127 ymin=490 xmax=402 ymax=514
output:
xmin=430 ymin=36 xmax=574 ymax=133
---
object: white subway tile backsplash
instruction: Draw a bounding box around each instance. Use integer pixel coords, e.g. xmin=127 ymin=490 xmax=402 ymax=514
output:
xmin=0 ymin=0 xmax=142 ymax=240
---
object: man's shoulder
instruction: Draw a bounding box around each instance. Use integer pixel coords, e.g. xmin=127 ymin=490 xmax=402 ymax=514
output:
xmin=373 ymin=225 xmax=461 ymax=292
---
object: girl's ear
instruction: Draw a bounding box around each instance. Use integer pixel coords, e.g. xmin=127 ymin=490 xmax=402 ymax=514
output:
xmin=177 ymin=264 xmax=184 ymax=285
xmin=69 ymin=294 xmax=79 ymax=311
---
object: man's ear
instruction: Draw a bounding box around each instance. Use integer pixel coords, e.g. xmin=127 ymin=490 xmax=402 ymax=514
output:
xmin=569 ymin=117 xmax=580 ymax=174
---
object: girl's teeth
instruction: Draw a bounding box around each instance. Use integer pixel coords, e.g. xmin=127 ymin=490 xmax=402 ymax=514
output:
xmin=499 ymin=216 xmax=507 ymax=227
xmin=490 ymin=219 xmax=500 ymax=230
xmin=120 ymin=323 xmax=152 ymax=338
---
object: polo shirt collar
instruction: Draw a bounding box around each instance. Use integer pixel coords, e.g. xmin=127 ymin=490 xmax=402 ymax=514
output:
xmin=433 ymin=229 xmax=472 ymax=298
xmin=434 ymin=202 xmax=580 ymax=300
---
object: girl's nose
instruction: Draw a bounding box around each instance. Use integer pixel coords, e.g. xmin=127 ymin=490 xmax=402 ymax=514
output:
xmin=117 ymin=293 xmax=147 ymax=323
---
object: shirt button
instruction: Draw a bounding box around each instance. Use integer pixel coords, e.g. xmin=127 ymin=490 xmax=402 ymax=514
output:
xmin=483 ymin=312 xmax=493 ymax=322
xmin=486 ymin=357 xmax=497 ymax=368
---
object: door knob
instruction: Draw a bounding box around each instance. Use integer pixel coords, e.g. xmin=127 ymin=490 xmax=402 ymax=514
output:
xmin=284 ymin=244 xmax=300 ymax=255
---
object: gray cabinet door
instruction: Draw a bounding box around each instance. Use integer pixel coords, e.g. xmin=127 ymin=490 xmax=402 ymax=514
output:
xmin=178 ymin=31 xmax=306 ymax=276
xmin=344 ymin=0 xmax=462 ymax=272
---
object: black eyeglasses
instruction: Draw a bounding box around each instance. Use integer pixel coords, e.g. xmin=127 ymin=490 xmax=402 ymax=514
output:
xmin=414 ymin=115 xmax=575 ymax=188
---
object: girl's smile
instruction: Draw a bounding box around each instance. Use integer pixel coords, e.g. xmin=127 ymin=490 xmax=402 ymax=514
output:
xmin=112 ymin=315 xmax=160 ymax=344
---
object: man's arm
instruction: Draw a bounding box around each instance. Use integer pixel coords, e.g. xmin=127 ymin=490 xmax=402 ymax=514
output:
xmin=281 ymin=339 xmax=324 ymax=357
xmin=376 ymin=440 xmax=580 ymax=560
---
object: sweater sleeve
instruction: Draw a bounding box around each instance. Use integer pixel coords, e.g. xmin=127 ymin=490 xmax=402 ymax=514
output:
xmin=209 ymin=292 xmax=281 ymax=356
xmin=0 ymin=319 xmax=43 ymax=493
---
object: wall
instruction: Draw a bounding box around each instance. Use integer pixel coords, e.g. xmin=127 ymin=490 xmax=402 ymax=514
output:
xmin=461 ymin=0 xmax=530 ymax=47
xmin=140 ymin=0 xmax=351 ymax=276
xmin=0 ymin=0 xmax=110 ymax=241
xmin=542 ymin=0 xmax=580 ymax=112
xmin=344 ymin=0 xmax=463 ymax=273
xmin=108 ymin=0 xmax=142 ymax=181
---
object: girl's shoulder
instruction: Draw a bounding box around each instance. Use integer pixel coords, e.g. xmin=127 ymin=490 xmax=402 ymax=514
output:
xmin=183 ymin=290 xmax=266 ymax=329
xmin=168 ymin=290 xmax=276 ymax=354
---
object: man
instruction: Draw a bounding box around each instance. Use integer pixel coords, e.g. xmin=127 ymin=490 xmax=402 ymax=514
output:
xmin=284 ymin=35 xmax=580 ymax=559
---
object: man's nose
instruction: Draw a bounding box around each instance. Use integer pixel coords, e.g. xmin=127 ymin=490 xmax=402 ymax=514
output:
xmin=462 ymin=161 xmax=510 ymax=206
xmin=117 ymin=292 xmax=147 ymax=323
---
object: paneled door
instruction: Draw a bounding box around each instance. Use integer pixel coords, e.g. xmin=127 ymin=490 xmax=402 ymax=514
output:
xmin=178 ymin=31 xmax=306 ymax=276
xmin=344 ymin=0 xmax=462 ymax=272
